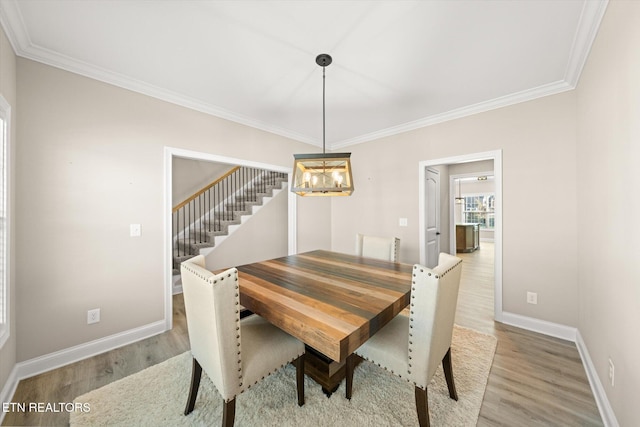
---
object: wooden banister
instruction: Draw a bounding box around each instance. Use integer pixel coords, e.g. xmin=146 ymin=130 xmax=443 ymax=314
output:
xmin=173 ymin=166 xmax=241 ymax=212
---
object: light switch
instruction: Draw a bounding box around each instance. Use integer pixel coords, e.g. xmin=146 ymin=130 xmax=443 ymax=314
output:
xmin=399 ymin=218 xmax=408 ymax=227
xmin=130 ymin=224 xmax=141 ymax=237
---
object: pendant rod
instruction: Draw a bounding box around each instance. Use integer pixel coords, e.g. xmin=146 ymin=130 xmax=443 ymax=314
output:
xmin=322 ymin=64 xmax=326 ymax=154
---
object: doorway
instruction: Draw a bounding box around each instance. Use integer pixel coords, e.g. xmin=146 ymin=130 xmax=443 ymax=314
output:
xmin=418 ymin=150 xmax=503 ymax=322
xmin=163 ymin=147 xmax=297 ymax=331
xmin=424 ymin=167 xmax=441 ymax=268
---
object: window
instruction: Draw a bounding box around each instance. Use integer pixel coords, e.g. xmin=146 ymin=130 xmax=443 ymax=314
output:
xmin=463 ymin=193 xmax=495 ymax=229
xmin=0 ymin=95 xmax=10 ymax=348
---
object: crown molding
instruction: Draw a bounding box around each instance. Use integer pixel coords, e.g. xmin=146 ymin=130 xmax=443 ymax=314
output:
xmin=331 ymin=80 xmax=573 ymax=149
xmin=0 ymin=1 xmax=318 ymax=147
xmin=564 ymin=0 xmax=609 ymax=87
xmin=0 ymin=0 xmax=30 ymax=54
xmin=23 ymin=43 xmax=318 ymax=146
xmin=1 ymin=0 xmax=608 ymax=151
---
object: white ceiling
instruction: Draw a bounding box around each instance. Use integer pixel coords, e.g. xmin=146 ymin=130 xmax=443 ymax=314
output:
xmin=0 ymin=0 xmax=608 ymax=149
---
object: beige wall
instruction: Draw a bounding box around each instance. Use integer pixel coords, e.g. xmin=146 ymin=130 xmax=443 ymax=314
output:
xmin=576 ymin=1 xmax=640 ymax=425
xmin=5 ymin=4 xmax=639 ymax=424
xmin=205 ymin=188 xmax=288 ymax=271
xmin=172 ymin=157 xmax=233 ymax=205
xmin=14 ymin=58 xmax=328 ymax=361
xmin=331 ymin=90 xmax=579 ymax=326
xmin=0 ymin=22 xmax=16 ymax=399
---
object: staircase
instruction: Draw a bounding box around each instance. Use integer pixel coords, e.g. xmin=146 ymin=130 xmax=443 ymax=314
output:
xmin=172 ymin=166 xmax=288 ymax=274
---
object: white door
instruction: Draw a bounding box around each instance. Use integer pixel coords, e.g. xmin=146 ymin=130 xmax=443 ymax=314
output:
xmin=425 ymin=168 xmax=440 ymax=268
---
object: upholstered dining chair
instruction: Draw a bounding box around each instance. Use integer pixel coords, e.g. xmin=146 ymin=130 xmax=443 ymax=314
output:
xmin=355 ymin=233 xmax=400 ymax=262
xmin=181 ymin=255 xmax=305 ymax=427
xmin=345 ymin=252 xmax=463 ymax=427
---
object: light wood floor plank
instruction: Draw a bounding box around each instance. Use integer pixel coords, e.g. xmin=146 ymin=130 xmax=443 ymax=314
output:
xmin=2 ymin=244 xmax=603 ymax=426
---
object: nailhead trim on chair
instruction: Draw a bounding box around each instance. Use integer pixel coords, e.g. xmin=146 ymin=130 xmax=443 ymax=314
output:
xmin=392 ymin=238 xmax=400 ymax=262
xmin=183 ymin=263 xmax=306 ymax=405
xmin=223 ymin=269 xmax=244 ymax=388
xmin=354 ymin=258 xmax=464 ymax=392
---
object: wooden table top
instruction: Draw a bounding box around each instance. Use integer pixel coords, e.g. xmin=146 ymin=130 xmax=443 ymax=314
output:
xmin=237 ymin=250 xmax=412 ymax=362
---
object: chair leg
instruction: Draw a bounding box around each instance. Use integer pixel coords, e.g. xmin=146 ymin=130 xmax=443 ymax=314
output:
xmin=442 ymin=347 xmax=458 ymax=401
xmin=184 ymin=357 xmax=203 ymax=415
xmin=345 ymin=353 xmax=356 ymax=400
xmin=222 ymin=398 xmax=236 ymax=427
xmin=294 ymin=354 xmax=305 ymax=406
xmin=414 ymin=386 xmax=430 ymax=427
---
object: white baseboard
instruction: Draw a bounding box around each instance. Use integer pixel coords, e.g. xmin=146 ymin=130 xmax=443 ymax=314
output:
xmin=501 ymin=311 xmax=577 ymax=341
xmin=575 ymin=330 xmax=619 ymax=427
xmin=0 ymin=319 xmax=167 ymax=424
xmin=15 ymin=320 xmax=166 ymax=380
xmin=0 ymin=364 xmax=20 ymax=423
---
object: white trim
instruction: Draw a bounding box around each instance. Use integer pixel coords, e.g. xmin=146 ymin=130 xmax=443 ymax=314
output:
xmin=14 ymin=321 xmax=165 ymax=380
xmin=163 ymin=148 xmax=174 ymax=330
xmin=0 ymin=95 xmax=10 ymax=350
xmin=501 ymin=311 xmax=577 ymax=342
xmin=0 ymin=0 xmax=608 ymax=151
xmin=498 ymin=312 xmax=619 ymax=426
xmin=332 ymin=81 xmax=573 ymax=149
xmin=419 ymin=150 xmax=503 ymax=322
xmin=575 ymin=330 xmax=620 ymax=427
xmin=164 ymin=147 xmax=297 ymax=298
xmin=0 ymin=318 xmax=165 ymax=424
xmin=168 ymin=147 xmax=292 ymax=174
xmin=0 ymin=364 xmax=18 ymax=424
xmin=564 ymin=0 xmax=610 ymax=87
xmin=0 ymin=0 xmax=318 ymax=149
xmin=288 ymin=175 xmax=298 ymax=255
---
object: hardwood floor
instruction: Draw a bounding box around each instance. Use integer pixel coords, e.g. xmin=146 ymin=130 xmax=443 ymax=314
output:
xmin=2 ymin=244 xmax=603 ymax=426
xmin=456 ymin=243 xmax=602 ymax=426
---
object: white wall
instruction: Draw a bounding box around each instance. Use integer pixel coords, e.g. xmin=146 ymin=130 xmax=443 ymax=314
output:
xmin=576 ymin=1 xmax=640 ymax=425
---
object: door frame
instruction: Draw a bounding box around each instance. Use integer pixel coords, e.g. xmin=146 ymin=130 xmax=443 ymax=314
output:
xmin=418 ymin=149 xmax=503 ymax=322
xmin=163 ymin=146 xmax=297 ymax=330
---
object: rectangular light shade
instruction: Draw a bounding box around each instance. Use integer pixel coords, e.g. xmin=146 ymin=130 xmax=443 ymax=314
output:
xmin=291 ymin=153 xmax=354 ymax=196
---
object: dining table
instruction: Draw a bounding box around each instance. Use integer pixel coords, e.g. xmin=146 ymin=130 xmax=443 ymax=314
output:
xmin=237 ymin=249 xmax=412 ymax=395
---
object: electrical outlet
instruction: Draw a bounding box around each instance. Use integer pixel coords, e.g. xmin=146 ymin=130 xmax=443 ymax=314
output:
xmin=399 ymin=218 xmax=408 ymax=227
xmin=526 ymin=292 xmax=538 ymax=304
xmin=608 ymin=358 xmax=615 ymax=387
xmin=130 ymin=224 xmax=141 ymax=237
xmin=87 ymin=308 xmax=100 ymax=324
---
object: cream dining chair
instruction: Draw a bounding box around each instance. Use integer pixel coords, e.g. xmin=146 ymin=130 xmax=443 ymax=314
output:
xmin=355 ymin=233 xmax=400 ymax=262
xmin=181 ymin=255 xmax=305 ymax=427
xmin=345 ymin=253 xmax=463 ymax=427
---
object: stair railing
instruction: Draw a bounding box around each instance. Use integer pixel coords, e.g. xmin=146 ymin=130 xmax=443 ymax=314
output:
xmin=172 ymin=166 xmax=288 ymax=262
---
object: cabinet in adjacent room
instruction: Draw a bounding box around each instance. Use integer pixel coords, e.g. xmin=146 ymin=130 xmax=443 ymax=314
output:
xmin=456 ymin=223 xmax=479 ymax=253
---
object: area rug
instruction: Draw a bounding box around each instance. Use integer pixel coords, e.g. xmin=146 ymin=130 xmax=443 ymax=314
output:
xmin=71 ymin=325 xmax=496 ymax=426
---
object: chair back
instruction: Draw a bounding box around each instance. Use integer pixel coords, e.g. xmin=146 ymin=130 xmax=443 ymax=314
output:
xmin=408 ymin=253 xmax=462 ymax=388
xmin=356 ymin=233 xmax=400 ymax=262
xmin=181 ymin=255 xmax=241 ymax=400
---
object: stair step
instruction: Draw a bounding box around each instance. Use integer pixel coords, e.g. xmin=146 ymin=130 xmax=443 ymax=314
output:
xmin=224 ymin=202 xmax=258 ymax=212
xmin=174 ymin=240 xmax=213 ymax=256
xmin=203 ymin=219 xmax=240 ymax=232
xmin=172 ymin=170 xmax=288 ymax=276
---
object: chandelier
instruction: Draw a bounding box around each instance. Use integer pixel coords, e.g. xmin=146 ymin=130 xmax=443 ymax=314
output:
xmin=291 ymin=54 xmax=354 ymax=197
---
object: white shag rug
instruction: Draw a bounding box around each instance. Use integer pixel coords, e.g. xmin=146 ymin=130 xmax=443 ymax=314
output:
xmin=71 ymin=325 xmax=496 ymax=426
